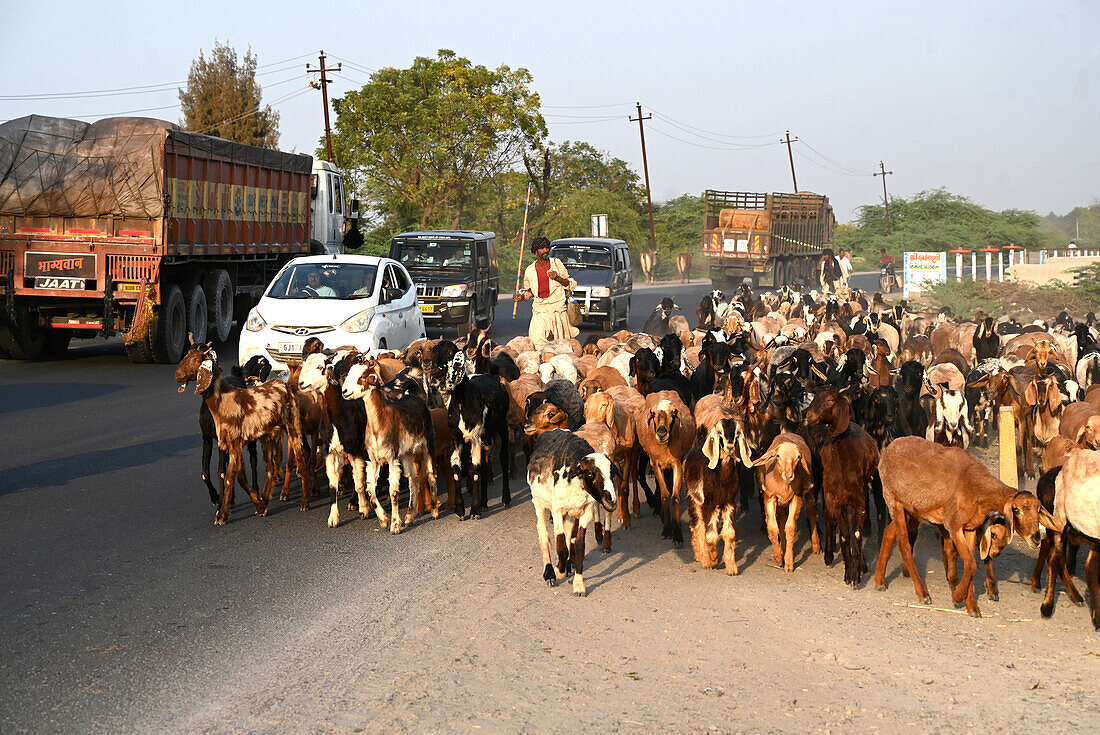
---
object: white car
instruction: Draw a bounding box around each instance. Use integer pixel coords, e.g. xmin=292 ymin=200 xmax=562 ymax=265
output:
xmin=238 ymin=254 xmax=425 ymax=370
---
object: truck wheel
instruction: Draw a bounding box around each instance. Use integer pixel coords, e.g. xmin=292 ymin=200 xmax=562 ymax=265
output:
xmin=0 ymin=325 xmax=14 ymax=359
xmin=125 ymin=336 xmax=154 ymax=364
xmin=205 ymin=269 xmax=234 ymax=342
xmin=151 ymin=284 xmax=187 ymax=364
xmin=477 ymin=302 xmax=495 ymax=330
xmin=185 ymin=283 xmax=209 ymax=344
xmin=5 ymin=314 xmax=49 ymax=360
xmin=462 ymin=301 xmax=476 ymax=336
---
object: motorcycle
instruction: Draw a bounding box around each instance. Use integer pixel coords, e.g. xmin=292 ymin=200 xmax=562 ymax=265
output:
xmin=879 ymin=267 xmax=899 ymax=293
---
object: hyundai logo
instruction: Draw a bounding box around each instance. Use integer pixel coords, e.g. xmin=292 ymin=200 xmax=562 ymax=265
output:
xmin=295 ymin=328 xmax=310 ymax=336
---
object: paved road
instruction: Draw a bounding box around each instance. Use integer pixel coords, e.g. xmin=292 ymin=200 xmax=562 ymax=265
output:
xmin=4 ymin=272 xmax=1090 ymax=734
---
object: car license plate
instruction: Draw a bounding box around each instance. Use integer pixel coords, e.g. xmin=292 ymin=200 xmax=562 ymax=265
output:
xmin=35 ymin=277 xmax=85 ymax=290
xmin=278 ymin=342 xmax=304 ymax=355
xmin=419 ymin=303 xmax=435 ymax=314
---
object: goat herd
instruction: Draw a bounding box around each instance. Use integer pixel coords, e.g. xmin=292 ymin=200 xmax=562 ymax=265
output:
xmin=174 ymin=284 xmax=1100 ymax=630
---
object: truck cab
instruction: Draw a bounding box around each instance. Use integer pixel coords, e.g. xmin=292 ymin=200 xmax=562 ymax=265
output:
xmin=389 ymin=231 xmax=499 ymax=333
xmin=550 ymin=237 xmax=632 ymax=332
xmin=310 ymin=160 xmax=356 ymax=255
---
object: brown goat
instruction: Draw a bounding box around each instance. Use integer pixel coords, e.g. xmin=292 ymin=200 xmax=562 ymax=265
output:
xmin=280 ymin=360 xmax=328 ymax=507
xmin=636 ymin=390 xmax=696 ymax=545
xmin=584 ymin=390 xmax=641 ymax=529
xmin=574 ymin=421 xmax=619 ymax=552
xmin=685 ymin=419 xmax=748 ymax=574
xmin=1059 ymin=401 xmax=1100 ymax=449
xmin=578 ymin=365 xmax=627 ymax=400
xmin=802 ymin=386 xmax=881 ymax=587
xmin=754 ymin=432 xmax=818 ymax=571
xmin=176 ymin=345 xmax=303 ymax=525
xmin=524 ymin=401 xmax=569 ymax=436
xmin=341 ymin=359 xmax=437 ymax=534
xmin=875 ymin=436 xmax=1042 ymax=617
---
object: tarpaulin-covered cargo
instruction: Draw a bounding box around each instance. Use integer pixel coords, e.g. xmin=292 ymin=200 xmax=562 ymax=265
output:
xmin=0 ymin=115 xmax=323 ymax=364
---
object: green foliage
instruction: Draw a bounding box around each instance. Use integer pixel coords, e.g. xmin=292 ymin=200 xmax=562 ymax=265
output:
xmin=834 ymin=188 xmax=1043 ymax=262
xmin=925 ymin=279 xmax=1003 ymax=320
xmin=329 ymin=49 xmax=546 ymax=230
xmin=653 ymin=194 xmax=703 ymax=253
xmin=1069 ymin=262 xmax=1100 ymax=301
xmin=178 ymin=42 xmax=279 ymax=147
xmin=1042 ymin=201 xmax=1100 ymax=248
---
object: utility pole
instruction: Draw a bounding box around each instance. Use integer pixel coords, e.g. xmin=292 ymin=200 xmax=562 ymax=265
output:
xmin=874 ymin=161 xmax=894 ymax=234
xmin=630 ymin=102 xmax=658 ymax=253
xmin=306 ymin=50 xmax=341 ymax=164
xmin=782 ymin=131 xmax=799 ymax=192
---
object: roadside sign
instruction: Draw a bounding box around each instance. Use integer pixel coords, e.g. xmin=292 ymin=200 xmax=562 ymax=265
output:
xmin=903 ymin=251 xmax=946 ymax=298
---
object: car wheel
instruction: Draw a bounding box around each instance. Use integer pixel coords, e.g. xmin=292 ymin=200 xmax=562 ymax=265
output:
xmin=462 ymin=300 xmax=477 ymax=336
xmin=477 ymin=302 xmax=495 ymax=330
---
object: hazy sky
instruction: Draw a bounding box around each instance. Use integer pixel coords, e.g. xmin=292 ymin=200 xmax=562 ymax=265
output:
xmin=4 ymin=0 xmax=1097 ymax=224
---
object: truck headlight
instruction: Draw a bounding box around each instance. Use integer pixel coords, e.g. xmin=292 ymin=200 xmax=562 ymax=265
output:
xmin=440 ymin=284 xmax=467 ymax=298
xmin=591 ymin=287 xmax=611 ymax=298
xmin=342 ymin=308 xmax=374 ymax=333
xmin=244 ymin=308 xmax=267 ymax=332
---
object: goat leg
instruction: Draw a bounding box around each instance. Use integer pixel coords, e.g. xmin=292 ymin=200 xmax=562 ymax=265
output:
xmin=1031 ymin=534 xmax=1053 ymax=593
xmin=765 ymin=497 xmax=783 ymax=566
xmin=571 ymin=522 xmax=587 ymax=596
xmin=1040 ymin=531 xmax=1065 ymax=618
xmin=804 ymin=491 xmax=821 ymax=554
xmin=388 ymin=460 xmax=404 ymax=534
xmin=1086 ymin=548 xmax=1100 ymax=631
xmin=783 ymin=496 xmax=801 ymax=572
xmin=498 ymin=428 xmax=511 ymax=507
xmin=874 ymin=521 xmax=897 ymax=591
xmin=553 ymin=514 xmax=571 ymax=578
xmin=670 ymin=465 xmax=684 ymax=547
xmin=983 ymin=557 xmax=999 ymax=602
xmin=201 ymin=433 xmax=219 ymax=505
xmin=895 ymin=510 xmax=932 ymax=603
xmin=950 ymin=528 xmax=982 ymax=617
xmin=721 ymin=505 xmax=738 ymax=575
xmin=535 ymin=504 xmax=557 ymax=586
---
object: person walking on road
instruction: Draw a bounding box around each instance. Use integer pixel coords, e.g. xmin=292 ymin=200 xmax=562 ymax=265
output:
xmin=838 ymin=249 xmax=853 ymax=291
xmin=512 ymin=236 xmax=578 ymax=349
xmin=817 ymin=248 xmax=841 ymax=294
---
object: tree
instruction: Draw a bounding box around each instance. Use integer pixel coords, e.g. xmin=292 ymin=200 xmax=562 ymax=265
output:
xmin=178 ymin=42 xmax=279 ymax=147
xmin=330 ymin=49 xmax=546 ymax=228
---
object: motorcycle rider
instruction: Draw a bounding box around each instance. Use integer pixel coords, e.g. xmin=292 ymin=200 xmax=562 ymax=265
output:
xmin=879 ymin=249 xmax=897 ymax=289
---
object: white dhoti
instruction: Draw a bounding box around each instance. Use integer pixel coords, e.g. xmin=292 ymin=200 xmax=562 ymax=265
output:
xmin=523 ymin=257 xmax=579 ymax=350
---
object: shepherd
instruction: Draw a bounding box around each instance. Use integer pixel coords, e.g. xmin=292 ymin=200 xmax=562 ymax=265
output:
xmin=513 ymin=236 xmax=579 ymax=349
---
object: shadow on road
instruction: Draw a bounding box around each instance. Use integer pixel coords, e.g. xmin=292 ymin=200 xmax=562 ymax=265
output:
xmin=0 ymin=434 xmax=199 ymax=496
xmin=0 ymin=382 xmax=127 ymax=415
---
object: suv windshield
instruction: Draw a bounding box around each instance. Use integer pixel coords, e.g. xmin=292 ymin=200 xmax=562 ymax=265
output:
xmin=551 ymin=245 xmax=612 ymax=268
xmin=394 ymin=241 xmax=472 ymax=269
xmin=267 ymin=262 xmax=379 ymax=299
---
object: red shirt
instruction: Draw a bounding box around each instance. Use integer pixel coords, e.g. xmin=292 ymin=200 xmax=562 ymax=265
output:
xmin=535 ymin=261 xmax=550 ymax=299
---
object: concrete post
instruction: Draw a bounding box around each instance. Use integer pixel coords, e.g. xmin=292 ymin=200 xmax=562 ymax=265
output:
xmin=998 ymin=406 xmax=1017 ymax=489
xmin=985 ymin=251 xmax=992 ymax=281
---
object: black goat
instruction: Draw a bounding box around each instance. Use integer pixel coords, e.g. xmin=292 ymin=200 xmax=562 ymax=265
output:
xmin=895 ymin=360 xmax=927 ymax=437
xmin=433 ymin=341 xmax=511 ymax=519
xmin=628 ymin=347 xmax=661 ymax=396
xmin=973 ymin=317 xmax=999 ymax=362
xmin=864 ymin=386 xmax=901 ymax=450
xmin=642 ymin=297 xmax=682 ymax=337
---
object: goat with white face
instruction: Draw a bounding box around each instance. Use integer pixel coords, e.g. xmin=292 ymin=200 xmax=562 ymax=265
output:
xmin=925 ymin=382 xmax=975 ymax=449
xmin=341 ymin=359 xmax=437 ymax=534
xmin=684 ymin=418 xmax=751 ymax=574
xmin=527 ymin=429 xmax=618 ymax=596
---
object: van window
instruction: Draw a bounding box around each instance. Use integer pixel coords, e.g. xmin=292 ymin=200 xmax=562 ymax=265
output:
xmin=474 ymin=241 xmax=487 ymax=264
xmin=622 ymin=250 xmax=631 ymax=271
xmin=615 ymin=249 xmax=625 ymax=270
xmin=334 ymin=176 xmax=343 ymax=215
xmin=327 ymin=174 xmax=335 ymax=214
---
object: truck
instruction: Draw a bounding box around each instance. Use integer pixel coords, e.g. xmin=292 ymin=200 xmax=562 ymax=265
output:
xmin=0 ymin=115 xmax=354 ymax=363
xmin=701 ymin=190 xmax=834 ymax=291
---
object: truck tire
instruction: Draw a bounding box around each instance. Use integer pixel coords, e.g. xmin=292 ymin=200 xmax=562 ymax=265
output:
xmin=205 ymin=269 xmax=234 ymax=342
xmin=125 ymin=335 xmax=154 ymax=364
xmin=185 ymin=283 xmax=209 ymax=344
xmin=4 ymin=314 xmax=49 ymax=360
xmin=151 ymin=284 xmax=187 ymax=364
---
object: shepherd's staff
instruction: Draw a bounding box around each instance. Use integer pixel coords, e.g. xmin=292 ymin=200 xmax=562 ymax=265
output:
xmin=512 ymin=182 xmax=533 ymax=318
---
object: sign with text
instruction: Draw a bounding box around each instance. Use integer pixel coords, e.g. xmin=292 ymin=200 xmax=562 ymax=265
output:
xmin=903 ymin=251 xmax=946 ymax=297
xmin=25 ymin=252 xmax=96 ymax=279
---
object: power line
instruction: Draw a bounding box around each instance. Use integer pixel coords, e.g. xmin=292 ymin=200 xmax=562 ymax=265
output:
xmin=645 ymin=122 xmax=775 ymax=152
xmin=541 ymin=102 xmax=633 ymax=110
xmin=0 ymin=52 xmax=316 ymax=101
xmin=644 ymin=105 xmax=784 ymax=140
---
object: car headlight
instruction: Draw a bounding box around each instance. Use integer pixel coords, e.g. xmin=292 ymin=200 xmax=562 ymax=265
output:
xmin=591 ymin=287 xmax=611 ymax=298
xmin=342 ymin=308 xmax=374 ymax=333
xmin=440 ymin=284 xmax=467 ymax=298
xmin=244 ymin=308 xmax=267 ymax=332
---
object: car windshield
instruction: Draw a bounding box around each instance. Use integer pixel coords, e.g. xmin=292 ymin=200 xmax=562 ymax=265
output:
xmin=551 ymin=245 xmax=612 ymax=268
xmin=266 ymin=263 xmax=379 ymax=299
xmin=394 ymin=241 xmax=472 ymax=269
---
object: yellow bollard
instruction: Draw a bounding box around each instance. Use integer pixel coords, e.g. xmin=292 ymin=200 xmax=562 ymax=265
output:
xmin=998 ymin=406 xmax=1018 ymax=488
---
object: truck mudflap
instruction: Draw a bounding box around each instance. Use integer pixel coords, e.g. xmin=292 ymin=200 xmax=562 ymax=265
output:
xmin=125 ymin=280 xmax=155 ymax=346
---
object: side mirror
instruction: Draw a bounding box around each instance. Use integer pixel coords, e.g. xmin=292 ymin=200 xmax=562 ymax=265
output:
xmin=309 ymin=174 xmax=319 ymax=200
xmin=384 ymin=287 xmax=402 ymax=303
xmin=250 ymin=286 xmax=264 ymax=300
xmin=349 ymin=199 xmax=360 ymax=219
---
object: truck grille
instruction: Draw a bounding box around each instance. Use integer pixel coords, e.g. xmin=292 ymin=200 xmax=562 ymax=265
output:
xmin=416 ymin=284 xmax=442 ymax=298
xmin=108 ymin=254 xmax=158 ymax=282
